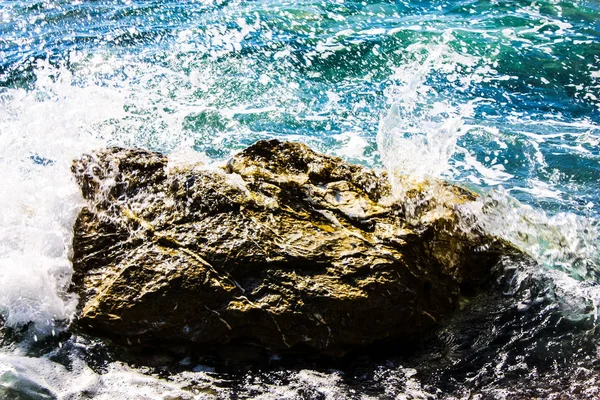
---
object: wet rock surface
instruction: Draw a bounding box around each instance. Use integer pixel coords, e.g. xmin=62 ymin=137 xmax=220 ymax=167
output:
xmin=70 ymin=139 xmax=524 ymax=354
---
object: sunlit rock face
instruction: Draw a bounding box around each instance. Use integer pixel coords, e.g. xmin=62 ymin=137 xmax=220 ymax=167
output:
xmin=70 ymin=139 xmax=524 ymax=355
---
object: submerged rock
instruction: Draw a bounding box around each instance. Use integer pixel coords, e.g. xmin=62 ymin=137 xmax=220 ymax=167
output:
xmin=70 ymin=139 xmax=522 ymax=355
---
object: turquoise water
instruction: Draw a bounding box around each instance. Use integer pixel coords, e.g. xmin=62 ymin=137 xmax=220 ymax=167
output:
xmin=1 ymin=0 xmax=600 ymax=398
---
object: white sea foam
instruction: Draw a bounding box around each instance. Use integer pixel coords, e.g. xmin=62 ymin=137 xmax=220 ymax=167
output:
xmin=0 ymin=61 xmax=120 ymax=331
xmin=0 ymin=352 xmax=436 ymax=400
xmin=335 ymin=131 xmax=369 ymax=159
xmin=0 ymin=353 xmax=211 ymax=400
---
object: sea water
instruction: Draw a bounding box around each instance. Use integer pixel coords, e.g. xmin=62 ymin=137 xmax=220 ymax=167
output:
xmin=0 ymin=0 xmax=599 ymax=398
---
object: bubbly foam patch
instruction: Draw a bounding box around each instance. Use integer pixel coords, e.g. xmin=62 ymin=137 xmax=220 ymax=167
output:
xmin=0 ymin=352 xmax=437 ymax=400
xmin=0 ymin=353 xmax=206 ymax=400
xmin=0 ymin=61 xmax=121 ymax=331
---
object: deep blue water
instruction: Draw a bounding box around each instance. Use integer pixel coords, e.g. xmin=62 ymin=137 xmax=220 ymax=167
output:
xmin=1 ymin=1 xmax=600 ymax=398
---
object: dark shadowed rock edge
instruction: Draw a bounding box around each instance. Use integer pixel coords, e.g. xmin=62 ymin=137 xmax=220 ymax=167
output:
xmin=69 ymin=139 xmax=531 ymax=357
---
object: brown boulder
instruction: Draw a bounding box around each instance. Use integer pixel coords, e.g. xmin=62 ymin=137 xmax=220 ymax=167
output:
xmin=70 ymin=139 xmax=521 ymax=354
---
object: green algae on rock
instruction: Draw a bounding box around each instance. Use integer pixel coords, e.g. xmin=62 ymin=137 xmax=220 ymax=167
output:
xmin=70 ymin=139 xmax=523 ymax=355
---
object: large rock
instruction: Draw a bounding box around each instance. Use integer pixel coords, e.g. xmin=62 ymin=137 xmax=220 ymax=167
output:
xmin=70 ymin=139 xmax=521 ymax=355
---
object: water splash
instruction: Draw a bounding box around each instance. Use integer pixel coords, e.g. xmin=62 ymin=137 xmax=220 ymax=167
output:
xmin=0 ymin=60 xmax=119 ymax=331
xmin=377 ymin=30 xmax=484 ymax=189
xmin=465 ymin=188 xmax=600 ymax=282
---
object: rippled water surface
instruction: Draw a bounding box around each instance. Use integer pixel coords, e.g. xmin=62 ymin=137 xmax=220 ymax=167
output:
xmin=1 ymin=0 xmax=599 ymax=398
